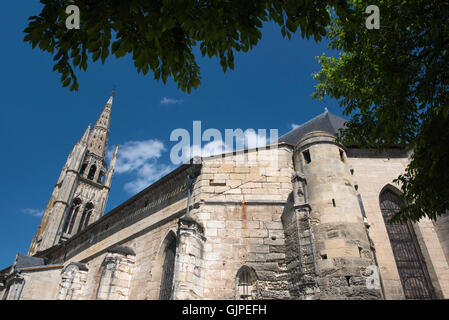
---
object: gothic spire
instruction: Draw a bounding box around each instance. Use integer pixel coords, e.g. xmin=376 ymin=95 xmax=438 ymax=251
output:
xmin=80 ymin=124 xmax=91 ymax=145
xmin=87 ymin=91 xmax=114 ymax=159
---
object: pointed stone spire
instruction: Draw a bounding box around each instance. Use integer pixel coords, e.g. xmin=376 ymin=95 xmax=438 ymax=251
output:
xmin=80 ymin=124 xmax=91 ymax=145
xmin=105 ymin=144 xmax=119 ymax=188
xmin=87 ymin=91 xmax=114 ymax=158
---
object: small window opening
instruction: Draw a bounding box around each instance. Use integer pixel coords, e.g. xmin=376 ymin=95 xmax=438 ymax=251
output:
xmin=332 ymin=199 xmax=336 ymax=207
xmin=350 ymin=169 xmax=354 ymax=175
xmin=237 ymin=266 xmax=256 ymax=300
xmin=321 ymin=254 xmax=328 ymax=260
xmin=88 ymin=165 xmax=96 ymax=180
xmin=303 ymin=150 xmax=311 ymax=164
xmin=345 ymin=276 xmax=351 ymax=287
xmin=339 ymin=149 xmax=345 ymax=162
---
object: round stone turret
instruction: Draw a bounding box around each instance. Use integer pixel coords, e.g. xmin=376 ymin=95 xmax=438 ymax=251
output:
xmin=294 ymin=131 xmax=381 ymax=299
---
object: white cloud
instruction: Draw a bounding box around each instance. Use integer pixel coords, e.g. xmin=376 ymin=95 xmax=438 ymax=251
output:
xmin=109 ymin=139 xmax=175 ymax=194
xmin=123 ymin=163 xmax=175 ymax=194
xmin=189 ymin=129 xmax=269 ymax=160
xmin=291 ymin=123 xmax=300 ymax=130
xmin=160 ymin=97 xmax=183 ymax=105
xmin=111 ymin=139 xmax=166 ymax=174
xmin=241 ymin=129 xmax=269 ymax=148
xmin=22 ymin=208 xmax=44 ymax=217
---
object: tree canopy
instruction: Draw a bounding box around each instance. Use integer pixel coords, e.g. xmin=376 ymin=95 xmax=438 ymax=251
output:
xmin=24 ymin=0 xmax=349 ymax=92
xmin=313 ymin=0 xmax=449 ymax=222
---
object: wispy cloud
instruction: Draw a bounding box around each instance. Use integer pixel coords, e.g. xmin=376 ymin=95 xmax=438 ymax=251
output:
xmin=160 ymin=97 xmax=183 ymax=105
xmin=22 ymin=208 xmax=44 ymax=217
xmin=123 ymin=163 xmax=174 ymax=194
xmin=188 ymin=129 xmax=270 ymax=160
xmin=291 ymin=123 xmax=300 ymax=130
xmin=108 ymin=139 xmax=175 ymax=194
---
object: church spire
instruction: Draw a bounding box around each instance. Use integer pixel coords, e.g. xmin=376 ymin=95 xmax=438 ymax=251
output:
xmin=80 ymin=124 xmax=91 ymax=145
xmin=87 ymin=91 xmax=114 ymax=159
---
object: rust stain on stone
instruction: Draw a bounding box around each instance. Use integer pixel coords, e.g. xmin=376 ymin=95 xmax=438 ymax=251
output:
xmin=241 ymin=200 xmax=247 ymax=228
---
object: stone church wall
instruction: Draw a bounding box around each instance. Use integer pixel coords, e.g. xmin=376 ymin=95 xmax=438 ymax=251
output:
xmin=347 ymin=149 xmax=449 ymax=299
xmin=192 ymin=146 xmax=294 ymax=299
xmin=19 ymin=267 xmax=62 ymax=300
xmin=11 ymin=138 xmax=449 ymax=300
xmin=435 ymin=213 xmax=449 ymax=265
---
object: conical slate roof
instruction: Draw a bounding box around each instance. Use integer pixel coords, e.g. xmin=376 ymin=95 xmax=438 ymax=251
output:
xmin=279 ymin=110 xmax=347 ymax=146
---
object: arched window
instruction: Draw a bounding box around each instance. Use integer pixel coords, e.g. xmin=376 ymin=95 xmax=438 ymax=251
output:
xmin=96 ymin=247 xmax=136 ymax=300
xmin=97 ymin=171 xmax=105 ymax=184
xmin=80 ymin=163 xmax=87 ymax=176
xmin=159 ymin=235 xmax=177 ymax=300
xmin=96 ymin=257 xmax=117 ymax=300
xmin=236 ymin=266 xmax=257 ymax=300
xmin=63 ymin=198 xmax=82 ymax=234
xmin=87 ymin=165 xmax=96 ymax=180
xmin=77 ymin=203 xmax=94 ymax=233
xmin=380 ymin=188 xmax=435 ymax=299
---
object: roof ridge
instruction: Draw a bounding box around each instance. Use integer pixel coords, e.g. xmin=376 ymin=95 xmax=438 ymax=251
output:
xmin=280 ymin=110 xmax=328 ymax=139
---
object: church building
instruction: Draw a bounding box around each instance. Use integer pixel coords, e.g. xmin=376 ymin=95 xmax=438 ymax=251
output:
xmin=1 ymin=93 xmax=449 ymax=300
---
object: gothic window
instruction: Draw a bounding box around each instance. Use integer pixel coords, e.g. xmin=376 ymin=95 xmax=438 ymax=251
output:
xmin=80 ymin=163 xmax=87 ymax=175
xmin=88 ymin=165 xmax=97 ymax=180
xmin=159 ymin=235 xmax=177 ymax=300
xmin=2 ymin=277 xmax=24 ymax=300
xmin=380 ymin=188 xmax=435 ymax=299
xmin=77 ymin=203 xmax=94 ymax=233
xmin=96 ymin=247 xmax=135 ymax=300
xmin=96 ymin=257 xmax=117 ymax=300
xmin=97 ymin=171 xmax=105 ymax=183
xmin=236 ymin=266 xmax=257 ymax=300
xmin=57 ymin=263 xmax=88 ymax=300
xmin=63 ymin=198 xmax=82 ymax=235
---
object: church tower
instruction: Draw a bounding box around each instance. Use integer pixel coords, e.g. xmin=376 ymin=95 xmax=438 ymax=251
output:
xmin=28 ymin=92 xmax=119 ymax=256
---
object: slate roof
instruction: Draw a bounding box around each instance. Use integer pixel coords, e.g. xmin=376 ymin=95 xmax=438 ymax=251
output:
xmin=278 ymin=110 xmax=347 ymax=146
xmin=14 ymin=253 xmax=46 ymax=270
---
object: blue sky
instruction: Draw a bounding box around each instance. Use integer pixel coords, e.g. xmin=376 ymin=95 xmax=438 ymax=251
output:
xmin=0 ymin=2 xmax=341 ymax=269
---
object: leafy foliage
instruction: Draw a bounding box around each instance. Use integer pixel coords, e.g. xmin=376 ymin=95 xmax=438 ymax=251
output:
xmin=313 ymin=0 xmax=449 ymax=222
xmin=24 ymin=0 xmax=349 ymax=92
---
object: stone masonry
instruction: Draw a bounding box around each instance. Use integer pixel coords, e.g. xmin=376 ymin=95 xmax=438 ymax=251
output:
xmin=2 ymin=107 xmax=449 ymax=300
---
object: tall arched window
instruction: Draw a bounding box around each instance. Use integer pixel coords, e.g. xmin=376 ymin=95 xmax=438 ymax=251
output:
xmin=80 ymin=163 xmax=88 ymax=176
xmin=159 ymin=236 xmax=177 ymax=300
xmin=63 ymin=198 xmax=82 ymax=234
xmin=77 ymin=203 xmax=94 ymax=233
xmin=97 ymin=171 xmax=105 ymax=184
xmin=236 ymin=266 xmax=257 ymax=300
xmin=88 ymin=165 xmax=97 ymax=180
xmin=380 ymin=188 xmax=435 ymax=299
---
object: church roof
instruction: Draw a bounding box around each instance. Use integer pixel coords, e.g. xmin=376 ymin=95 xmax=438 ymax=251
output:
xmin=14 ymin=254 xmax=46 ymax=270
xmin=278 ymin=110 xmax=347 ymax=146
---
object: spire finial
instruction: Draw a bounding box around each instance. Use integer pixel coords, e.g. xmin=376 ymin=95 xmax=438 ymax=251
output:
xmin=106 ymin=88 xmax=114 ymax=105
